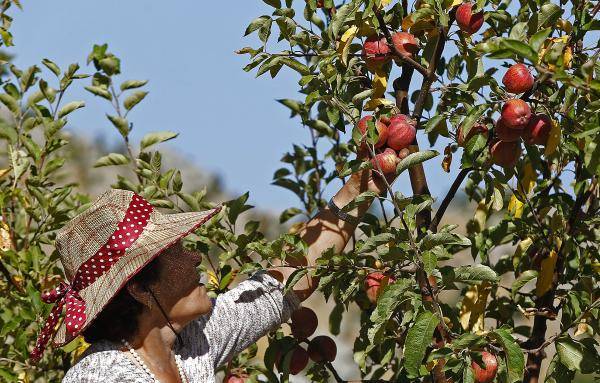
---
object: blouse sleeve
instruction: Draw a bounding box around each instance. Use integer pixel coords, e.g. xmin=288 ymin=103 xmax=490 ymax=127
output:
xmin=197 ymin=270 xmax=301 ymax=368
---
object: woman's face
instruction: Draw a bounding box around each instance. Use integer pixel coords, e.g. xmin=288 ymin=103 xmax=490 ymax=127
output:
xmin=150 ymin=241 xmax=212 ymax=324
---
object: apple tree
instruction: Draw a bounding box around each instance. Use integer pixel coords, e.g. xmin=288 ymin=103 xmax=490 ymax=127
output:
xmin=237 ymin=0 xmax=600 ymax=382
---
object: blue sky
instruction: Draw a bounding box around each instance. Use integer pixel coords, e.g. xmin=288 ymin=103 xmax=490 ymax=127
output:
xmin=9 ymin=1 xmax=464 ymax=212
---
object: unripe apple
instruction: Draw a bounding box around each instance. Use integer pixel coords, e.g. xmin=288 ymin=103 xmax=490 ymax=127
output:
xmin=457 ymin=123 xmax=489 ymax=146
xmin=471 ymin=352 xmax=498 ymax=383
xmin=357 ymin=115 xmax=389 ymax=148
xmin=522 ymin=114 xmax=552 ymax=145
xmin=277 ymin=345 xmax=309 ymax=375
xmin=456 ymin=2 xmax=484 ymax=35
xmin=387 ymin=115 xmax=416 ymax=150
xmin=307 ymin=335 xmax=337 ymax=363
xmin=500 ymin=99 xmax=531 ymax=129
xmin=502 ymin=63 xmax=534 ymax=94
xmin=495 ymin=118 xmax=522 ymax=142
xmin=362 ymin=35 xmax=391 ymax=65
xmin=490 ymin=140 xmax=521 ymax=168
xmin=364 ymin=272 xmax=395 ymax=304
xmin=391 ymin=32 xmax=420 ymax=59
xmin=290 ymin=307 xmax=318 ymax=339
xmin=371 ymin=148 xmax=399 ymax=175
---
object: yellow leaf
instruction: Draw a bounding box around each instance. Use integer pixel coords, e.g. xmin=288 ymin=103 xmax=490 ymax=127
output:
xmin=337 ymin=25 xmax=358 ymax=66
xmin=513 ymin=237 xmax=533 ymax=269
xmin=574 ymin=322 xmax=589 ymax=337
xmin=0 ymin=168 xmax=10 ymax=180
xmin=72 ymin=336 xmax=90 ymax=361
xmin=364 ymin=98 xmax=393 ymax=111
xmin=508 ymin=195 xmax=525 ymax=218
xmin=459 ymin=282 xmax=491 ymax=334
xmin=0 ymin=220 xmax=11 ymax=252
xmin=372 ymin=67 xmax=388 ymax=99
xmin=563 ymin=46 xmax=573 ymax=68
xmin=544 ymin=119 xmax=561 ymax=157
xmin=207 ymin=270 xmax=219 ymax=287
xmin=450 ymin=0 xmax=462 ymax=7
xmin=378 ymin=0 xmax=393 ymax=8
xmin=535 ymin=250 xmax=557 ymax=297
xmin=402 ymin=15 xmax=414 ymax=32
xmin=471 ymin=200 xmax=489 ymax=233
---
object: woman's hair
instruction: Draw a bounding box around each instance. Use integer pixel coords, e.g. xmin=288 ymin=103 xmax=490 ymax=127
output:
xmin=82 ymin=256 xmax=162 ymax=344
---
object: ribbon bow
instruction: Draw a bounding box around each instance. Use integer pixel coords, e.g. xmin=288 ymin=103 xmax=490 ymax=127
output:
xmin=30 ymin=281 xmax=87 ymax=362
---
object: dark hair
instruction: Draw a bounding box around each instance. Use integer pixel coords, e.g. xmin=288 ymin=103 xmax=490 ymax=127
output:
xmin=82 ymin=256 xmax=162 ymax=344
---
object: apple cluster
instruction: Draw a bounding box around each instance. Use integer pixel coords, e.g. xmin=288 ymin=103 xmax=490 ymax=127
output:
xmin=488 ymin=64 xmax=552 ymax=167
xmin=274 ymin=307 xmax=338 ymax=375
xmin=357 ymin=114 xmax=416 ymax=175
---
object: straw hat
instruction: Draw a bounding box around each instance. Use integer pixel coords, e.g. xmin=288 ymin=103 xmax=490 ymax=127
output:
xmin=30 ymin=189 xmax=221 ymax=362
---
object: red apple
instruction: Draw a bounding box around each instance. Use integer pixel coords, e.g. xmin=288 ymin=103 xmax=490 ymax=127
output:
xmin=357 ymin=115 xmax=389 ymax=148
xmin=490 ymin=140 xmax=522 ymax=167
xmin=502 ymin=63 xmax=534 ymax=94
xmin=364 ymin=272 xmax=395 ymax=304
xmin=277 ymin=345 xmax=309 ymax=375
xmin=387 ymin=115 xmax=416 ymax=150
xmin=224 ymin=374 xmax=248 ymax=383
xmin=290 ymin=307 xmax=318 ymax=340
xmin=471 ymin=352 xmax=498 ymax=383
xmin=391 ymin=32 xmax=420 ymax=59
xmin=308 ymin=335 xmax=337 ymax=363
xmin=362 ymin=35 xmax=391 ymax=64
xmin=371 ymin=148 xmax=399 ymax=175
xmin=494 ymin=118 xmax=522 ymax=142
xmin=457 ymin=123 xmax=489 ymax=146
xmin=522 ymin=114 xmax=552 ymax=145
xmin=456 ymin=2 xmax=484 ymax=35
xmin=500 ymin=99 xmax=531 ymax=129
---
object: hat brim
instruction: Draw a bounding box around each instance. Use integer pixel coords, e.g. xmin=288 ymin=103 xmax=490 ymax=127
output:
xmin=52 ymin=205 xmax=222 ymax=347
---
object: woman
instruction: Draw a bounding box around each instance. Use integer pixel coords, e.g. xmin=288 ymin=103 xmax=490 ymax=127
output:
xmin=31 ymin=158 xmax=392 ymax=382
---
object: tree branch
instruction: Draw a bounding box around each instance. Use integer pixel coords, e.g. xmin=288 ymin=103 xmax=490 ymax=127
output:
xmin=429 ymin=167 xmax=472 ymax=232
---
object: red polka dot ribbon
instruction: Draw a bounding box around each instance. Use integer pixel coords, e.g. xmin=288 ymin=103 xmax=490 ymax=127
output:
xmin=30 ymin=193 xmax=154 ymax=363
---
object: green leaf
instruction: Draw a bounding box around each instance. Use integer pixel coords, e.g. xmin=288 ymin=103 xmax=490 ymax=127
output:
xmin=459 ymin=104 xmax=488 ymax=144
xmin=57 ymin=101 xmax=85 ymax=118
xmin=263 ymin=0 xmax=281 ymax=7
xmin=421 ymin=232 xmax=471 ymax=250
xmin=530 ymin=28 xmax=552 ymax=53
xmin=556 ymin=337 xmax=584 ymax=371
xmin=279 ymin=57 xmax=311 ymax=75
xmin=449 ymin=264 xmax=499 ymax=283
xmin=284 ymin=268 xmax=309 ymax=294
xmin=422 ymin=251 xmax=437 ymax=274
xmin=140 ymin=131 xmax=179 ymax=150
xmin=368 ymin=279 xmax=413 ymax=343
xmin=511 ymin=270 xmax=538 ymax=298
xmin=123 ymin=91 xmax=148 ymax=111
xmin=538 ymin=3 xmax=562 ymax=28
xmin=277 ymin=99 xmax=303 ymax=116
xmin=106 ymin=114 xmax=130 ymax=137
xmin=245 ymin=15 xmax=270 ymax=36
xmin=330 ymin=0 xmax=359 ymax=39
xmin=358 ymin=232 xmax=395 ymax=254
xmin=84 ymin=85 xmax=112 ymax=100
xmin=93 ymin=153 xmax=130 ymax=167
xmin=42 ymin=58 xmax=61 ymax=77
xmin=499 ymin=39 xmax=538 ymax=63
xmin=403 ymin=311 xmax=439 ymax=377
xmin=490 ymin=328 xmax=525 ymax=383
xmin=120 ymin=79 xmax=148 ymax=91
xmin=0 ymin=93 xmax=19 ymax=113
xmin=341 ymin=191 xmax=378 ymax=213
xmin=396 ymin=150 xmax=439 ymax=175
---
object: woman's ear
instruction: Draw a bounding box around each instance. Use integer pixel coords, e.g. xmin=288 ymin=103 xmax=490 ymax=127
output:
xmin=126 ymin=281 xmax=154 ymax=310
